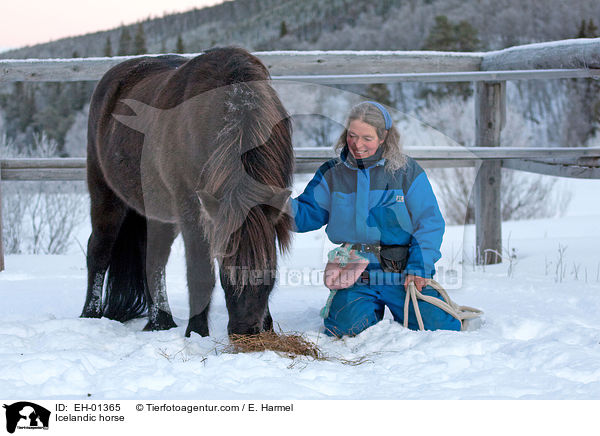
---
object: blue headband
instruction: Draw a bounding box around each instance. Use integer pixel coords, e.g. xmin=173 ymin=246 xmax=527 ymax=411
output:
xmin=365 ymin=101 xmax=392 ymax=130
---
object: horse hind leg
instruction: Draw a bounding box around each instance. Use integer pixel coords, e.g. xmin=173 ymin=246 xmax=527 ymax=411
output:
xmin=81 ymin=173 xmax=128 ymax=319
xmin=143 ymin=220 xmax=179 ymax=331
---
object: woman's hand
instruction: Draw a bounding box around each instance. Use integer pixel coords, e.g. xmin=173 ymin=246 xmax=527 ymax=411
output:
xmin=404 ymin=274 xmax=428 ymax=292
xmin=324 ymin=248 xmax=369 ymax=290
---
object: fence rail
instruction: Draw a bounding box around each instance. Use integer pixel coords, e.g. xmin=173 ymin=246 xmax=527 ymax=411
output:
xmin=2 ymin=147 xmax=600 ymax=180
xmin=1 ymin=38 xmax=600 ymax=271
xmin=1 ymin=39 xmax=599 ymax=82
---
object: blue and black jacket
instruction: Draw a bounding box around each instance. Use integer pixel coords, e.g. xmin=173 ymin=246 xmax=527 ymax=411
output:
xmin=291 ymin=146 xmax=445 ymax=279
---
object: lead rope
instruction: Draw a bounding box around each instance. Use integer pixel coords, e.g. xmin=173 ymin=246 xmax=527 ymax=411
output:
xmin=404 ymin=279 xmax=483 ymax=331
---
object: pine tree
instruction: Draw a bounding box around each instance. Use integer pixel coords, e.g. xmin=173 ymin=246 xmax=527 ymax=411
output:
xmin=117 ymin=28 xmax=132 ymax=56
xmin=280 ymin=21 xmax=288 ymax=38
xmin=134 ymin=23 xmax=147 ymax=55
xmin=454 ymin=20 xmax=481 ymax=52
xmin=587 ymin=19 xmax=598 ymax=37
xmin=423 ymin=15 xmax=480 ymax=52
xmin=176 ymin=35 xmax=185 ymax=53
xmin=3 ymin=83 xmax=36 ymax=140
xmin=422 ymin=16 xmax=455 ymax=51
xmin=576 ymin=18 xmax=597 ymax=38
xmin=71 ymin=82 xmax=92 ymax=112
xmin=366 ymin=83 xmax=392 ymax=106
xmin=577 ymin=19 xmax=587 ymax=38
xmin=421 ymin=15 xmax=481 ymax=99
xmin=38 ymin=84 xmax=73 ymax=149
xmin=104 ymin=37 xmax=113 ymax=57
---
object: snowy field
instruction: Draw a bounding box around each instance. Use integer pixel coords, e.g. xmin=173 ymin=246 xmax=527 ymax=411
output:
xmin=1 ymin=176 xmax=600 ymax=401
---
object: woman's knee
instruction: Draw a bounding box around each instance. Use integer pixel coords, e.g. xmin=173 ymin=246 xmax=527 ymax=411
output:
xmin=386 ymin=285 xmax=462 ymax=331
xmin=323 ymin=289 xmax=383 ymax=337
xmin=417 ymin=286 xmax=462 ymax=331
xmin=324 ymin=311 xmax=380 ymax=337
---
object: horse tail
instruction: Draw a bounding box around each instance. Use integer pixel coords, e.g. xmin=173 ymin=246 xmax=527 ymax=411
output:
xmin=102 ymin=209 xmax=148 ymax=321
xmin=199 ymin=49 xmax=294 ymax=288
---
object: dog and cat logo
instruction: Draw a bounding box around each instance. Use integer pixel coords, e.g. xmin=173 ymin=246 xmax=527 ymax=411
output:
xmin=3 ymin=402 xmax=50 ymax=433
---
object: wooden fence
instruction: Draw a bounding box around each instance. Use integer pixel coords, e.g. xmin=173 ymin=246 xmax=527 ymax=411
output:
xmin=1 ymin=38 xmax=600 ymax=271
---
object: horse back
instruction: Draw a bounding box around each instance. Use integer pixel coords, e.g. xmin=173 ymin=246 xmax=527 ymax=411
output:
xmin=88 ymin=55 xmax=189 ymax=217
xmin=88 ymin=48 xmax=282 ymax=222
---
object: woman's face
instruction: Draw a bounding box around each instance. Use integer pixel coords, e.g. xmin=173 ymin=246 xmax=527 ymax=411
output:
xmin=346 ymin=119 xmax=384 ymax=159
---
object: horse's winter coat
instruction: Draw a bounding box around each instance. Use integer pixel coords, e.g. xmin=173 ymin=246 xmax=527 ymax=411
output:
xmin=80 ymin=47 xmax=294 ymax=336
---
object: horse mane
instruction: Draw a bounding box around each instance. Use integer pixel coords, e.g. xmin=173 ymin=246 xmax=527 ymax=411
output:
xmin=197 ymin=48 xmax=294 ymax=286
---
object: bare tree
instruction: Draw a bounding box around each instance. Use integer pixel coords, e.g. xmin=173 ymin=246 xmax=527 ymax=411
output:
xmin=1 ymin=132 xmax=88 ymax=255
xmin=63 ymin=104 xmax=89 ymax=157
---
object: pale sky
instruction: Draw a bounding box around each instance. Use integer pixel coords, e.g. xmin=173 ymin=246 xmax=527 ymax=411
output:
xmin=0 ymin=0 xmax=226 ymax=50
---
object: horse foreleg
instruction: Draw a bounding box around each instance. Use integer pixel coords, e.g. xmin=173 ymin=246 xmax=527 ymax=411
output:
xmin=263 ymin=306 xmax=274 ymax=331
xmin=181 ymin=220 xmax=215 ymax=337
xmin=143 ymin=220 xmax=178 ymax=331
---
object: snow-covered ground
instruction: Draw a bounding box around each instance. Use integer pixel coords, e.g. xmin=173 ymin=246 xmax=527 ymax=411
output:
xmin=1 ymin=177 xmax=600 ymax=400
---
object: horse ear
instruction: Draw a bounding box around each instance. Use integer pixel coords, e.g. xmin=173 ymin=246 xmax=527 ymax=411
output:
xmin=112 ymin=99 xmax=161 ymax=133
xmin=264 ymin=188 xmax=292 ymax=223
xmin=197 ymin=190 xmax=220 ymax=220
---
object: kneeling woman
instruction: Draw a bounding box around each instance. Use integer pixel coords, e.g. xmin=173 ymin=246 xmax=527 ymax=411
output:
xmin=291 ymin=101 xmax=461 ymax=337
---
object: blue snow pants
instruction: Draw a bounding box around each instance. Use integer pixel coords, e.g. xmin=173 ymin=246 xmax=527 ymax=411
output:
xmin=323 ymin=275 xmax=461 ymax=337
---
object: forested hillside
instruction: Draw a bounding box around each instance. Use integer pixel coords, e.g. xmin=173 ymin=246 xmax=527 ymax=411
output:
xmin=2 ymin=0 xmax=598 ymax=58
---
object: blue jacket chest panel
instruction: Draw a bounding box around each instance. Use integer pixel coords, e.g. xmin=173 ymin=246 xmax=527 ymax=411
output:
xmin=326 ymin=166 xmax=414 ymax=245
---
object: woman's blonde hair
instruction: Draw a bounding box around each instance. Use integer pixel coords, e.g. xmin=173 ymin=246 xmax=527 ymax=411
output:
xmin=334 ymin=101 xmax=406 ymax=172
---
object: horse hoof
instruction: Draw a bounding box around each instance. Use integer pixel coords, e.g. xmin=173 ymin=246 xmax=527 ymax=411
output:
xmin=185 ymin=315 xmax=209 ymax=337
xmin=143 ymin=310 xmax=177 ymax=331
xmin=143 ymin=319 xmax=177 ymax=331
xmin=80 ymin=309 xmax=102 ymax=319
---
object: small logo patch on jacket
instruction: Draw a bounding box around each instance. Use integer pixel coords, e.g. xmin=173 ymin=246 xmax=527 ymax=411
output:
xmin=396 ymin=195 xmax=404 ymax=202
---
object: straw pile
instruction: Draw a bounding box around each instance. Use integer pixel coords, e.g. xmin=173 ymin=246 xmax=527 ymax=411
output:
xmin=225 ymin=331 xmax=324 ymax=360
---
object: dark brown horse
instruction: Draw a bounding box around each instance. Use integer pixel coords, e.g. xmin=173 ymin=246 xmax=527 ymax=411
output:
xmin=80 ymin=47 xmax=294 ymax=336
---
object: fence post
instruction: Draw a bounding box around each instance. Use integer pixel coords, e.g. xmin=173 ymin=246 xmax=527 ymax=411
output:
xmin=474 ymin=81 xmax=505 ymax=265
xmin=0 ymin=162 xmax=4 ymax=272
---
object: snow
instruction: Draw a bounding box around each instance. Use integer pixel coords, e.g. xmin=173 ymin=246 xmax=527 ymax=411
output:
xmin=253 ymin=50 xmax=485 ymax=57
xmin=483 ymin=38 xmax=600 ymax=57
xmin=1 ymin=177 xmax=600 ymax=401
xmin=0 ymin=51 xmax=483 ymax=63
